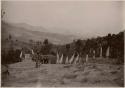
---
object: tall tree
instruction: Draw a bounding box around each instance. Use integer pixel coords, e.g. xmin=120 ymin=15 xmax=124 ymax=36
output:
xmin=75 ymin=39 xmax=83 ymax=55
xmin=66 ymin=44 xmax=70 ymax=51
xmin=42 ymin=39 xmax=52 ymax=55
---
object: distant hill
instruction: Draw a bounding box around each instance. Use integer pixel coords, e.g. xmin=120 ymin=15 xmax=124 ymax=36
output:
xmin=2 ymin=21 xmax=79 ymax=45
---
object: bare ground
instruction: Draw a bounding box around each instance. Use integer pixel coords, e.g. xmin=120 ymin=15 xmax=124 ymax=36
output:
xmin=2 ymin=58 xmax=124 ymax=87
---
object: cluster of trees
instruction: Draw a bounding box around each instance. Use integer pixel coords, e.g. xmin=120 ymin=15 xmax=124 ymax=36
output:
xmin=2 ymin=48 xmax=22 ymax=65
xmin=83 ymin=32 xmax=124 ymax=60
xmin=35 ymin=32 xmax=123 ymax=65
xmin=31 ymin=39 xmax=53 ymax=55
xmin=1 ymin=34 xmax=23 ymax=65
xmin=2 ymin=31 xmax=124 ymax=65
xmin=59 ymin=32 xmax=124 ymax=64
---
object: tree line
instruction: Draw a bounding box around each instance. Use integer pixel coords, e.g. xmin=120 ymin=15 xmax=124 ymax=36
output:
xmin=1 ymin=31 xmax=124 ymax=65
xmin=60 ymin=32 xmax=124 ymax=64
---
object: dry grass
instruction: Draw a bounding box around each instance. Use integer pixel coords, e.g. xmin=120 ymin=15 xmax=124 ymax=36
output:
xmin=63 ymin=74 xmax=77 ymax=79
xmin=2 ymin=58 xmax=124 ymax=87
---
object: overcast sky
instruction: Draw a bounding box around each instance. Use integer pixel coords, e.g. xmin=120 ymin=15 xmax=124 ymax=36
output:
xmin=2 ymin=1 xmax=124 ymax=38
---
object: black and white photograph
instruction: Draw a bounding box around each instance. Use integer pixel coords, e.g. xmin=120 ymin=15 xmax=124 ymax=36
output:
xmin=1 ymin=1 xmax=124 ymax=87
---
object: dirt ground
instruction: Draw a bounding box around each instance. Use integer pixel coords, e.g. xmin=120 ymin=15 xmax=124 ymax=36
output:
xmin=2 ymin=58 xmax=124 ymax=87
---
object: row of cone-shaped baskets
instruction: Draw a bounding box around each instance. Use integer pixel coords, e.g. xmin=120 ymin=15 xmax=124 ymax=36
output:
xmin=56 ymin=46 xmax=110 ymax=64
xmin=56 ymin=53 xmax=88 ymax=64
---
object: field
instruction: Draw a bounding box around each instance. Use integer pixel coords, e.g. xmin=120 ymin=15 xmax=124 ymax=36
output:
xmin=2 ymin=57 xmax=124 ymax=87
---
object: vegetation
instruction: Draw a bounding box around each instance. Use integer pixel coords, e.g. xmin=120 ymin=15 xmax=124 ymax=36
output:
xmin=1 ymin=30 xmax=124 ymax=65
xmin=56 ymin=32 xmax=124 ymax=64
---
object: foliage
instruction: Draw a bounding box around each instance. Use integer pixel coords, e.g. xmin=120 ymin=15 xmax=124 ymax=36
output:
xmin=1 ymin=48 xmax=22 ymax=65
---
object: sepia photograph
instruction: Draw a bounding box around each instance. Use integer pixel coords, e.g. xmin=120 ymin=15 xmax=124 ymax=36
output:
xmin=1 ymin=1 xmax=124 ymax=87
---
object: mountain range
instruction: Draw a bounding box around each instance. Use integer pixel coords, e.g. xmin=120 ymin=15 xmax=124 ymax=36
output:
xmin=2 ymin=21 xmax=80 ymax=45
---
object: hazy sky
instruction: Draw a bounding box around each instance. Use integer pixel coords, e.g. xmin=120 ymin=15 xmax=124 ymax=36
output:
xmin=2 ymin=1 xmax=124 ymax=38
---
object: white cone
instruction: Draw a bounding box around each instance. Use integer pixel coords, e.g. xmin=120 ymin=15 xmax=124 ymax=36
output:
xmin=20 ymin=51 xmax=22 ymax=58
xmin=56 ymin=52 xmax=60 ymax=64
xmin=32 ymin=49 xmax=34 ymax=55
xmin=86 ymin=54 xmax=88 ymax=62
xmin=74 ymin=54 xmax=79 ymax=64
xmin=106 ymin=46 xmax=110 ymax=57
xmin=100 ymin=47 xmax=102 ymax=57
xmin=69 ymin=54 xmax=74 ymax=64
xmin=60 ymin=54 xmax=63 ymax=64
xmin=65 ymin=56 xmax=69 ymax=64
xmin=93 ymin=50 xmax=95 ymax=59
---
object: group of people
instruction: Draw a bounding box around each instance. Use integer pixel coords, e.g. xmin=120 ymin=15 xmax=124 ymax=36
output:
xmin=30 ymin=49 xmax=51 ymax=68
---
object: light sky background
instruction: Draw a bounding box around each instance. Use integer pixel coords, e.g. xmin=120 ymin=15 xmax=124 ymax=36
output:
xmin=2 ymin=1 xmax=124 ymax=38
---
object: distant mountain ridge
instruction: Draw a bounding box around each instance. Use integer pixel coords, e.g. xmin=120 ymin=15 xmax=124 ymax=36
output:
xmin=2 ymin=21 xmax=79 ymax=44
